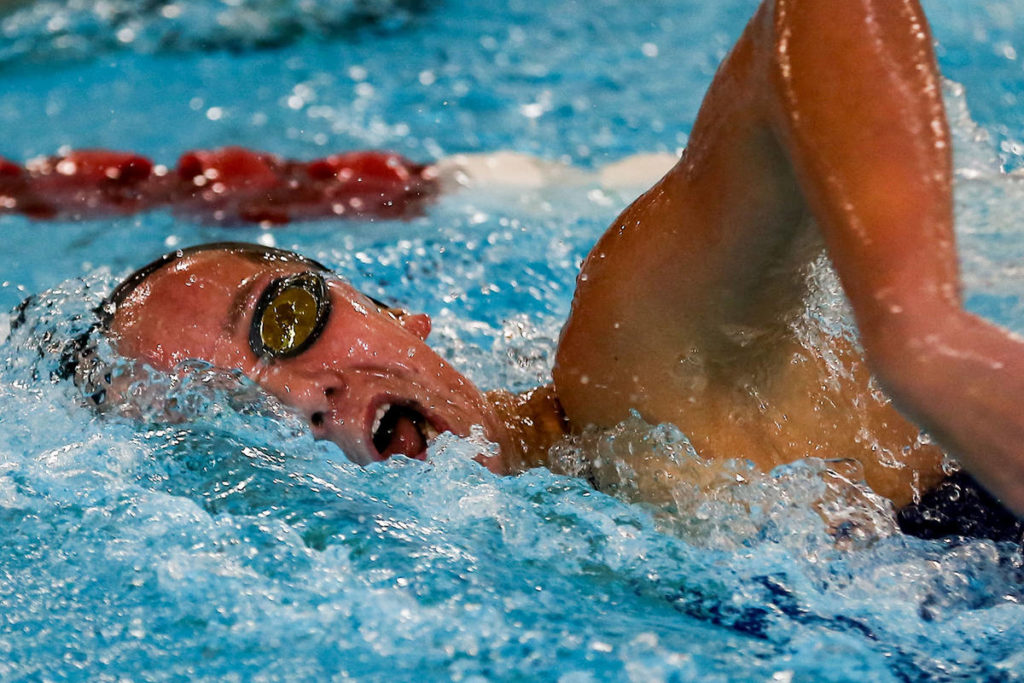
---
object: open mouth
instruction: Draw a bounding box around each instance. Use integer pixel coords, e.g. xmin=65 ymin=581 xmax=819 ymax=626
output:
xmin=370 ymin=402 xmax=440 ymax=460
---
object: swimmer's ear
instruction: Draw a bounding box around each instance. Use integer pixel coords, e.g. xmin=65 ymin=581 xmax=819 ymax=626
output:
xmin=396 ymin=311 xmax=431 ymax=340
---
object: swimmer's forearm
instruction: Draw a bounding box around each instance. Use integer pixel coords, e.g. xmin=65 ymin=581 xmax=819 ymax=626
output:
xmin=866 ymin=308 xmax=1024 ymax=514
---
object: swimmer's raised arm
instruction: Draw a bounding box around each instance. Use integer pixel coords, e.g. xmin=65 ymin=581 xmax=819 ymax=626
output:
xmin=554 ymin=0 xmax=1024 ymax=512
xmin=775 ymin=1 xmax=1024 ymax=514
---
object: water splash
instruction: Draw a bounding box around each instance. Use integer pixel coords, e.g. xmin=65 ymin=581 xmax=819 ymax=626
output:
xmin=2 ymin=0 xmax=1024 ymax=678
xmin=4 ymin=267 xmax=1024 ymax=678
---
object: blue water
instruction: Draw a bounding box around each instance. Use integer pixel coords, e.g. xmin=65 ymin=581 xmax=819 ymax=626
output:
xmin=2 ymin=0 xmax=1024 ymax=680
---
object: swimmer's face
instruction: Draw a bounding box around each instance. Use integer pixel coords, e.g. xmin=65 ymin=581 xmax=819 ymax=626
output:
xmin=107 ymin=248 xmax=510 ymax=471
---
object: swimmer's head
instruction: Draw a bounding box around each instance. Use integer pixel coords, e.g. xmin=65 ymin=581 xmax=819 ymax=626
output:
xmin=86 ymin=242 xmax=510 ymax=470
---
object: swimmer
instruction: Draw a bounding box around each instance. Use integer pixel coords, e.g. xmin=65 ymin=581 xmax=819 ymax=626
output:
xmin=72 ymin=0 xmax=1024 ymax=518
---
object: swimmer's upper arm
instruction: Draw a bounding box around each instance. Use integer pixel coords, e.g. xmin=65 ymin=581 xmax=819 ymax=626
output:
xmin=554 ymin=1 xmax=812 ymax=433
xmin=769 ymin=0 xmax=1024 ymax=513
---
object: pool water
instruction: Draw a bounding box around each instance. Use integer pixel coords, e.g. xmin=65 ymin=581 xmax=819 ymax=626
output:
xmin=2 ymin=0 xmax=1024 ymax=680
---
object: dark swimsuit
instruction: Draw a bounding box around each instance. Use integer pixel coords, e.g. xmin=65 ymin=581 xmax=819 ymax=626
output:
xmin=897 ymin=471 xmax=1024 ymax=542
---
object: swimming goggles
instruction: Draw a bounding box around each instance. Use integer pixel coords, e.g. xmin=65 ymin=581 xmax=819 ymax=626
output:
xmin=249 ymin=272 xmax=332 ymax=359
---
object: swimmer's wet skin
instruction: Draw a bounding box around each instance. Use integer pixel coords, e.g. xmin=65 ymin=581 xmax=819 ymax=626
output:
xmin=95 ymin=243 xmax=565 ymax=471
xmin=91 ymin=0 xmax=1024 ymax=521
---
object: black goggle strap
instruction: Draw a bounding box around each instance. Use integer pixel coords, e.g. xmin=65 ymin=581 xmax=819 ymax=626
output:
xmin=249 ymin=272 xmax=332 ymax=359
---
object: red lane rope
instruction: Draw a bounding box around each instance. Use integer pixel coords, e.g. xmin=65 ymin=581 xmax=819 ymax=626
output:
xmin=0 ymin=147 xmax=439 ymax=225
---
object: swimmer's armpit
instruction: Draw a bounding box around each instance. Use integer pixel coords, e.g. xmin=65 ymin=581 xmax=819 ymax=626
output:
xmin=0 ymin=147 xmax=438 ymax=224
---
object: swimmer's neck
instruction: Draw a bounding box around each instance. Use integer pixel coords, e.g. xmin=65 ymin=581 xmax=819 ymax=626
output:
xmin=485 ymin=384 xmax=568 ymax=473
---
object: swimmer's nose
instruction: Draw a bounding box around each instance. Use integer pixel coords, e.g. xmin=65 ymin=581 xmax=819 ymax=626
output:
xmin=259 ymin=374 xmax=347 ymax=437
xmin=308 ymin=385 xmax=343 ymax=435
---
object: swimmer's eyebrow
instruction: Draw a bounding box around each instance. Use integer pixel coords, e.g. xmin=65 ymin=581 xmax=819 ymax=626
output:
xmin=226 ymin=279 xmax=260 ymax=335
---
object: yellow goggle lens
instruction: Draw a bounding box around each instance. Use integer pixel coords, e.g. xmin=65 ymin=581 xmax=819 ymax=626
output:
xmin=260 ymin=287 xmax=318 ymax=354
xmin=250 ymin=272 xmax=330 ymax=359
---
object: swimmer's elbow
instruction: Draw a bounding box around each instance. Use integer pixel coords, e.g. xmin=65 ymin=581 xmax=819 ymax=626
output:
xmin=856 ymin=303 xmax=993 ymax=432
xmin=856 ymin=301 xmax=964 ymax=401
xmin=861 ymin=305 xmax=1024 ymax=516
